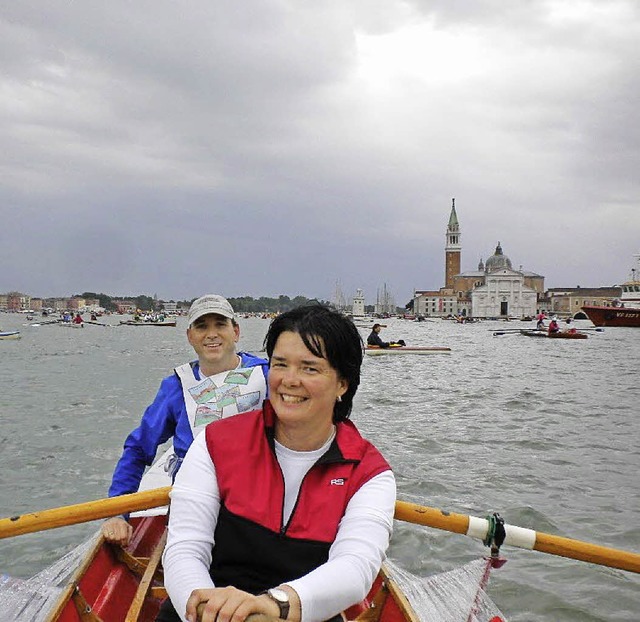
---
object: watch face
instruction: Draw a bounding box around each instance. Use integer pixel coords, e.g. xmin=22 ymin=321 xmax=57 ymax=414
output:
xmin=269 ymin=588 xmax=288 ymax=603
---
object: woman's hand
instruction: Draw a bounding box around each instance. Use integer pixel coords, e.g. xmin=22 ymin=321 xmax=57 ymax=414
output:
xmin=186 ymin=587 xmax=280 ymax=622
xmin=101 ymin=516 xmax=133 ymax=547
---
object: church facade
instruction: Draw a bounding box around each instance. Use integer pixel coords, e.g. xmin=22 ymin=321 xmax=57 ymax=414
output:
xmin=414 ymin=200 xmax=544 ymax=318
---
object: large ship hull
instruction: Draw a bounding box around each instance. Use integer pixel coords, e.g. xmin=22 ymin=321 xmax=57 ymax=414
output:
xmin=581 ymin=305 xmax=640 ymax=327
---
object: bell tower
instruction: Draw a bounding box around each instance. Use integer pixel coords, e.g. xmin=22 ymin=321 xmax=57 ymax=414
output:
xmin=445 ymin=198 xmax=461 ymax=290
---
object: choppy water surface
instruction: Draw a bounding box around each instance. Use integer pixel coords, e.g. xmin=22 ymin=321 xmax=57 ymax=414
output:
xmin=1 ymin=314 xmax=639 ymax=621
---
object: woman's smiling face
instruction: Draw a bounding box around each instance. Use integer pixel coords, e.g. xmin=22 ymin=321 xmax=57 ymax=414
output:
xmin=268 ymin=331 xmax=347 ymax=429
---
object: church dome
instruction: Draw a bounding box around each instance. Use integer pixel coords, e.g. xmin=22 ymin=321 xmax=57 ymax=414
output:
xmin=485 ymin=242 xmax=513 ymax=273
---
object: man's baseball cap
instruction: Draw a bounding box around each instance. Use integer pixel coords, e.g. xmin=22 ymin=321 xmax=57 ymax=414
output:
xmin=187 ymin=295 xmax=235 ymax=326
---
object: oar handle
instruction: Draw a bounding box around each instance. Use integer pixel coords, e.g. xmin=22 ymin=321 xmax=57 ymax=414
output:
xmin=395 ymin=500 xmax=640 ymax=574
xmin=0 ymin=487 xmax=171 ymax=540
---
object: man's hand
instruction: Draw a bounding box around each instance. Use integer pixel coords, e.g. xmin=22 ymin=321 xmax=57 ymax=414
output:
xmin=101 ymin=516 xmax=133 ymax=547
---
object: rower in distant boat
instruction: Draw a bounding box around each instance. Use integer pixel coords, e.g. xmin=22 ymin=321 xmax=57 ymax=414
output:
xmin=367 ymin=323 xmax=406 ymax=348
xmin=72 ymin=313 xmax=84 ymax=325
xmin=548 ymin=316 xmax=560 ymax=334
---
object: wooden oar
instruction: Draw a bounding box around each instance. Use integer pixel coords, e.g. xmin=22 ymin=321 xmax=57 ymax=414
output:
xmin=2 ymin=490 xmax=638 ymax=575
xmin=0 ymin=487 xmax=171 ymax=540
xmin=491 ymin=328 xmax=540 ymax=334
xmin=394 ymin=500 xmax=640 ymax=574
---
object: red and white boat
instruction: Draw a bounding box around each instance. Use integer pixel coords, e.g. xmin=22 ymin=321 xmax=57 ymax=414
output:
xmin=519 ymin=330 xmax=588 ymax=340
xmin=582 ymin=255 xmax=640 ymax=327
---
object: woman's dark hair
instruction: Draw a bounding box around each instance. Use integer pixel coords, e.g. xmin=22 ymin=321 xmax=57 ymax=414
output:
xmin=263 ymin=304 xmax=364 ymax=422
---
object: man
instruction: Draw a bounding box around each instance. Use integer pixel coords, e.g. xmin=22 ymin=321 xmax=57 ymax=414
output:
xmin=102 ymin=294 xmax=268 ymax=546
xmin=366 ymin=323 xmax=405 ymax=348
xmin=548 ymin=316 xmax=561 ymax=334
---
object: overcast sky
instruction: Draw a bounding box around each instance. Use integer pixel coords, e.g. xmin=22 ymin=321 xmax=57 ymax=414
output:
xmin=2 ymin=1 xmax=639 ymax=305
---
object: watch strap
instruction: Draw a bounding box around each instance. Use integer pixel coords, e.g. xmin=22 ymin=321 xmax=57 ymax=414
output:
xmin=261 ymin=588 xmax=290 ymax=620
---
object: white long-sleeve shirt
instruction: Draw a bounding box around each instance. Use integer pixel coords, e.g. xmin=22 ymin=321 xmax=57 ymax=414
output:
xmin=163 ymin=431 xmax=396 ymax=622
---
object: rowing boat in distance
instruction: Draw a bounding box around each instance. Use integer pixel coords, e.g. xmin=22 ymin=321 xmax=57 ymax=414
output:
xmin=519 ymin=330 xmax=588 ymax=339
xmin=365 ymin=345 xmax=451 ymax=355
xmin=119 ymin=320 xmax=177 ymax=327
xmin=0 ymin=330 xmax=21 ymax=340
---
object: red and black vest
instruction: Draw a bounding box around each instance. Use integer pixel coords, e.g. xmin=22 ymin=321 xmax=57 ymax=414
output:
xmin=204 ymin=401 xmax=391 ymax=594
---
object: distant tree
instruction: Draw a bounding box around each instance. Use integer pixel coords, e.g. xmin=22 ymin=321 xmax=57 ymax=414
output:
xmin=79 ymin=292 xmax=116 ymax=311
xmin=134 ymin=295 xmax=156 ymax=311
xmin=228 ymin=295 xmax=330 ymax=313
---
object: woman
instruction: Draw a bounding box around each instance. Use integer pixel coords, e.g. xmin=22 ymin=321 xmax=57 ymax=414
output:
xmin=161 ymin=305 xmax=396 ymax=622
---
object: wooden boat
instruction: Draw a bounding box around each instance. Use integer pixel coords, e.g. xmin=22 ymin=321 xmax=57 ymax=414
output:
xmin=366 ymin=345 xmax=451 ymax=355
xmin=19 ymin=511 xmax=499 ymax=622
xmin=2 ymin=490 xmax=640 ymax=621
xmin=119 ymin=320 xmax=177 ymax=327
xmin=48 ymin=515 xmax=166 ymax=621
xmin=0 ymin=330 xmax=21 ymax=340
xmin=43 ymin=515 xmax=435 ymax=622
xmin=519 ymin=330 xmax=587 ymax=339
xmin=58 ymin=323 xmax=84 ymax=329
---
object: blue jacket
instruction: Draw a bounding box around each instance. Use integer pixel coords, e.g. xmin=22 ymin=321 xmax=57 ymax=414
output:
xmin=108 ymin=352 xmax=268 ymax=498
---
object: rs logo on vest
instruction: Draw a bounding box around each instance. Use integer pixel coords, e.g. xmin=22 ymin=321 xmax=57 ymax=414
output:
xmin=330 ymin=478 xmax=345 ymax=486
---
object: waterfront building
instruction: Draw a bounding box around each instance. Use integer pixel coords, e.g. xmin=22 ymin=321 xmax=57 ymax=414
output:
xmin=115 ymin=300 xmax=137 ymax=314
xmin=445 ymin=200 xmax=461 ymax=289
xmin=546 ymin=287 xmax=621 ymax=318
xmin=351 ymin=289 xmax=366 ymax=316
xmin=1 ymin=292 xmax=32 ymax=312
xmin=414 ymin=200 xmax=544 ymax=319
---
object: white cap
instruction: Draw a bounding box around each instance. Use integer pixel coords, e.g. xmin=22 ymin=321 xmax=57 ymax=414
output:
xmin=188 ymin=295 xmax=235 ymax=326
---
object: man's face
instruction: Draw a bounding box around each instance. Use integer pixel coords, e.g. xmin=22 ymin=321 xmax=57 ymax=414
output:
xmin=187 ymin=313 xmax=240 ymax=375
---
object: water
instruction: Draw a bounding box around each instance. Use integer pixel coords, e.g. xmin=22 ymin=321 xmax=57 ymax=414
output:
xmin=1 ymin=313 xmax=639 ymax=621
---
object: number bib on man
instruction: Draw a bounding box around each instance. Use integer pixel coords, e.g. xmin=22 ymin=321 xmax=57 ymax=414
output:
xmin=136 ymin=363 xmax=267 ymax=500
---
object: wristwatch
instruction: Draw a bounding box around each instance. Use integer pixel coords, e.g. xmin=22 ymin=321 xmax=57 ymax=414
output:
xmin=263 ymin=587 xmax=290 ymax=620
